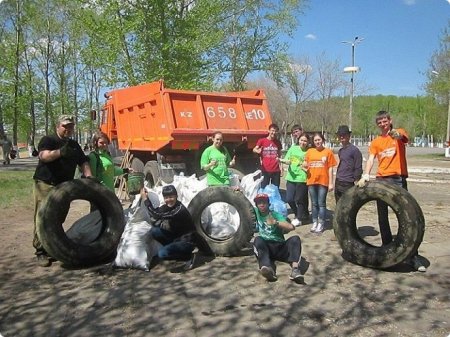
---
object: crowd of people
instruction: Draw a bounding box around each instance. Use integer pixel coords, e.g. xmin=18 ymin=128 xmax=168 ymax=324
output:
xmin=29 ymin=110 xmax=427 ymax=277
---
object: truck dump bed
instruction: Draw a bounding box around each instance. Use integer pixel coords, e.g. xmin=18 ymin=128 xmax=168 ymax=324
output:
xmin=101 ymin=80 xmax=272 ymax=151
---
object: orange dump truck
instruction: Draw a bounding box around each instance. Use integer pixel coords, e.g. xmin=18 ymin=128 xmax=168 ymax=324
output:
xmin=99 ymin=80 xmax=273 ymax=186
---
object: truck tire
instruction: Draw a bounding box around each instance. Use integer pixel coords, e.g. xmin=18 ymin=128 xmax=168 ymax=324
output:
xmin=144 ymin=160 xmax=160 ymax=187
xmin=333 ymin=181 xmax=425 ymax=269
xmin=131 ymin=157 xmax=145 ymax=172
xmin=36 ymin=179 xmax=125 ymax=267
xmin=188 ymin=186 xmax=255 ymax=256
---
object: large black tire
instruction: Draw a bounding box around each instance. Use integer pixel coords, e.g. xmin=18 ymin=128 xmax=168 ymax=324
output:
xmin=143 ymin=160 xmax=160 ymax=188
xmin=188 ymin=186 xmax=255 ymax=256
xmin=333 ymin=181 xmax=425 ymax=269
xmin=36 ymin=179 xmax=125 ymax=267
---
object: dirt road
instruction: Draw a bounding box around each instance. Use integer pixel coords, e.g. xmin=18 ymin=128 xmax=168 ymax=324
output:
xmin=0 ymin=149 xmax=449 ymax=337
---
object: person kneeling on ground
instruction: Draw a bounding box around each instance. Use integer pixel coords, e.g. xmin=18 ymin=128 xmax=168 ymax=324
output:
xmin=252 ymin=193 xmax=304 ymax=283
xmin=140 ymin=185 xmax=199 ymax=269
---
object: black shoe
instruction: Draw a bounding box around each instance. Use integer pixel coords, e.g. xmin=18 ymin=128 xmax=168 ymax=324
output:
xmin=289 ymin=267 xmax=304 ymax=283
xmin=37 ymin=255 xmax=52 ymax=267
xmin=260 ymin=266 xmax=277 ymax=282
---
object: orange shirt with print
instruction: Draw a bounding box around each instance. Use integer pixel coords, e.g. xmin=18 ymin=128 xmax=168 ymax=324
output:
xmin=305 ymin=148 xmax=337 ymax=186
xmin=369 ymin=128 xmax=408 ymax=177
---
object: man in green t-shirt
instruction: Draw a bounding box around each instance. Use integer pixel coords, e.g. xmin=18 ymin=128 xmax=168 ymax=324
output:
xmin=253 ymin=193 xmax=304 ymax=283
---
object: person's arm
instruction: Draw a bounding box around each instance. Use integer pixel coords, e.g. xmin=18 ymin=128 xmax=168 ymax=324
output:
xmin=80 ymin=161 xmax=92 ymax=178
xmin=328 ymin=166 xmax=334 ymax=191
xmin=229 ymin=155 xmax=236 ymax=167
xmin=39 ymin=149 xmax=63 ymax=163
xmin=266 ymin=212 xmax=294 ymax=232
xmin=357 ymin=153 xmax=375 ymax=187
xmin=200 ymin=148 xmax=215 ymax=171
xmin=354 ymin=149 xmax=363 ymax=182
xmin=252 ymin=144 xmax=262 ymax=154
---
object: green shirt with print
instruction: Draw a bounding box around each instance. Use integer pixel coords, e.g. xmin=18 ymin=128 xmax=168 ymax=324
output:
xmin=254 ymin=208 xmax=286 ymax=242
xmin=283 ymin=145 xmax=307 ymax=183
xmin=200 ymin=145 xmax=232 ymax=186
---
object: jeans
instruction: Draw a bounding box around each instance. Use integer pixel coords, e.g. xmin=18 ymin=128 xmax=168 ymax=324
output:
xmin=253 ymin=236 xmax=302 ymax=271
xmin=308 ymin=184 xmax=328 ymax=223
xmin=286 ymin=181 xmax=309 ymax=220
xmin=376 ymin=176 xmax=407 ymax=245
xmin=151 ymin=227 xmax=194 ymax=261
xmin=261 ymin=171 xmax=281 ymax=188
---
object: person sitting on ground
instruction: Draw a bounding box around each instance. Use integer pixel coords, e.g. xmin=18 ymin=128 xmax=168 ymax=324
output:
xmin=140 ymin=185 xmax=199 ymax=267
xmin=252 ymin=193 xmax=304 ymax=283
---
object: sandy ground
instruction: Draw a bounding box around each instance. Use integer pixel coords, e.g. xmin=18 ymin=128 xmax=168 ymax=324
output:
xmin=0 ymin=148 xmax=449 ymax=337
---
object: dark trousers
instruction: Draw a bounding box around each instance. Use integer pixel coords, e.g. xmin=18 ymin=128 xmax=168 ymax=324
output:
xmin=253 ymin=236 xmax=301 ymax=271
xmin=286 ymin=181 xmax=309 ymax=219
xmin=375 ymin=176 xmax=408 ymax=246
xmin=334 ymin=179 xmax=355 ymax=204
xmin=151 ymin=227 xmax=194 ymax=261
xmin=261 ymin=171 xmax=281 ymax=188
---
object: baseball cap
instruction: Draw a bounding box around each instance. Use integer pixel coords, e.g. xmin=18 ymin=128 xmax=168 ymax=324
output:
xmin=162 ymin=185 xmax=178 ymax=197
xmin=254 ymin=193 xmax=269 ymax=203
xmin=58 ymin=115 xmax=75 ymax=126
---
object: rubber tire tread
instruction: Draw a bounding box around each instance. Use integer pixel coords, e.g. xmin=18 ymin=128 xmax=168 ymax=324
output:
xmin=143 ymin=161 xmax=160 ymax=188
xmin=333 ymin=181 xmax=425 ymax=269
xmin=188 ymin=186 xmax=255 ymax=256
xmin=36 ymin=179 xmax=125 ymax=267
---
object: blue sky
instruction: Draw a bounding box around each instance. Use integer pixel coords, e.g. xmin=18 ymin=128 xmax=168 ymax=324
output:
xmin=289 ymin=0 xmax=449 ymax=97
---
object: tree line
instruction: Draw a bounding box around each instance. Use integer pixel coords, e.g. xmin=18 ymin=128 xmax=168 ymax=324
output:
xmin=0 ymin=0 xmax=448 ymax=148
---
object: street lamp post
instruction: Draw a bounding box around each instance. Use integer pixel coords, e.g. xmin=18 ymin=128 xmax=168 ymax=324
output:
xmin=342 ymin=37 xmax=364 ymax=131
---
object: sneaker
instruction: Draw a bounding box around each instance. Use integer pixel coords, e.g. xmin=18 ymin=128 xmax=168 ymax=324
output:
xmin=260 ymin=266 xmax=277 ymax=282
xmin=310 ymin=221 xmax=318 ymax=232
xmin=289 ymin=267 xmax=304 ymax=283
xmin=411 ymin=255 xmax=427 ymax=272
xmin=291 ymin=218 xmax=301 ymax=227
xmin=315 ymin=222 xmax=325 ymax=233
xmin=36 ymin=254 xmax=52 ymax=267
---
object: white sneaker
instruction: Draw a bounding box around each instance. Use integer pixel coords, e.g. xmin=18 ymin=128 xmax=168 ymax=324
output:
xmin=315 ymin=222 xmax=324 ymax=233
xmin=291 ymin=218 xmax=301 ymax=227
xmin=310 ymin=221 xmax=318 ymax=232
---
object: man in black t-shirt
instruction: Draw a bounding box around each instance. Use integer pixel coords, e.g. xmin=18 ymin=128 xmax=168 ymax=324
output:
xmin=32 ymin=115 xmax=92 ymax=267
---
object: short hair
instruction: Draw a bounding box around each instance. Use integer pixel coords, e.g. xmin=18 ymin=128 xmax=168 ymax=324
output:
xmin=162 ymin=185 xmax=178 ymax=197
xmin=291 ymin=124 xmax=302 ymax=132
xmin=268 ymin=123 xmax=279 ymax=131
xmin=375 ymin=110 xmax=391 ymax=122
xmin=91 ymin=131 xmax=110 ymax=149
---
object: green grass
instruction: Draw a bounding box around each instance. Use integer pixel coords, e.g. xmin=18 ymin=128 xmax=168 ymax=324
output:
xmin=409 ymin=153 xmax=446 ymax=160
xmin=0 ymin=171 xmax=34 ymax=209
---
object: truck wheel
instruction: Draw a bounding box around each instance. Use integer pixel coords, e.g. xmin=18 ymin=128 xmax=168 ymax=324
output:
xmin=144 ymin=160 xmax=160 ymax=187
xmin=131 ymin=157 xmax=144 ymax=172
xmin=188 ymin=186 xmax=255 ymax=256
xmin=36 ymin=179 xmax=125 ymax=267
xmin=333 ymin=182 xmax=425 ymax=269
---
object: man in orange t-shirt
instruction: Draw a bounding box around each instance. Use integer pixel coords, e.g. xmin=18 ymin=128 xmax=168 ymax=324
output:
xmin=357 ymin=110 xmax=426 ymax=272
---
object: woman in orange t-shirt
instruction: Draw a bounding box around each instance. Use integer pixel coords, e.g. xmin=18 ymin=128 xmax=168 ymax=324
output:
xmin=304 ymin=133 xmax=337 ymax=233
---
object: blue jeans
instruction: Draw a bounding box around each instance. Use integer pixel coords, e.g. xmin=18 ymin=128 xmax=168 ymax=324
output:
xmin=151 ymin=227 xmax=194 ymax=261
xmin=308 ymin=184 xmax=328 ymax=222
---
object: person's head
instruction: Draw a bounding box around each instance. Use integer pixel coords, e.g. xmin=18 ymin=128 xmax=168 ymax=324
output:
xmin=298 ymin=133 xmax=309 ymax=150
xmin=56 ymin=115 xmax=75 ymax=139
xmin=162 ymin=185 xmax=178 ymax=207
xmin=92 ymin=131 xmax=110 ymax=151
xmin=267 ymin=123 xmax=279 ymax=140
xmin=375 ymin=110 xmax=393 ymax=134
xmin=211 ymin=131 xmax=224 ymax=149
xmin=312 ymin=132 xmax=325 ymax=149
xmin=254 ymin=193 xmax=270 ymax=214
xmin=291 ymin=124 xmax=303 ymax=140
xmin=336 ymin=125 xmax=351 ymax=146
